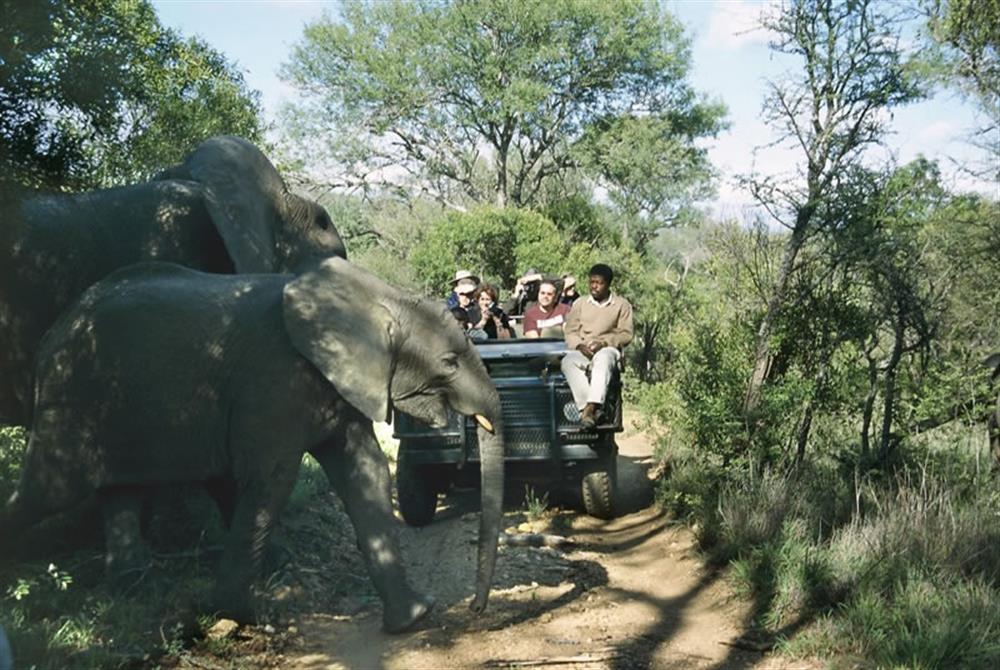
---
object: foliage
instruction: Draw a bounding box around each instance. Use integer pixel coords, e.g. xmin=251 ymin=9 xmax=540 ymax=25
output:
xmin=743 ymin=0 xmax=927 ymax=421
xmin=658 ymin=454 xmax=1000 ymax=667
xmin=409 ymin=206 xmax=595 ymax=295
xmin=922 ymin=0 xmax=999 ymax=173
xmin=573 ymin=107 xmax=725 ymax=253
xmin=0 ymin=426 xmax=26 ymax=502
xmin=522 ymin=485 xmax=549 ymax=523
xmin=0 ymin=0 xmax=263 ymax=189
xmin=281 ymin=0 xmax=723 ymax=213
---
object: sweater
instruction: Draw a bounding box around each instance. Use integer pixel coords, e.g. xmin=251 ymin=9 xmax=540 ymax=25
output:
xmin=564 ymin=294 xmax=634 ymax=350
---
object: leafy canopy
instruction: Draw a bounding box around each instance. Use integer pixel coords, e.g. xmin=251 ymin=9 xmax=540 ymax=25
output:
xmin=282 ymin=0 xmax=724 ymax=214
xmin=409 ymin=207 xmax=596 ymax=296
xmin=1 ymin=0 xmax=264 ymax=189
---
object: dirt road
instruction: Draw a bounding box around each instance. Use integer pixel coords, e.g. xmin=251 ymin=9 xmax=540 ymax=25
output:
xmin=282 ymin=424 xmax=815 ymax=670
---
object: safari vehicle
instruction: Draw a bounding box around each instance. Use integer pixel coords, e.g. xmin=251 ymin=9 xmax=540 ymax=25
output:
xmin=393 ymin=338 xmax=622 ymax=525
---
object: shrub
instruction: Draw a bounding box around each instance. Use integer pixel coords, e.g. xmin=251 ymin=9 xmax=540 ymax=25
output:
xmin=0 ymin=425 xmax=26 ymax=501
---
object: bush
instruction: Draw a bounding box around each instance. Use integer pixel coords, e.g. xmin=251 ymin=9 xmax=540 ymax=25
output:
xmin=692 ymin=459 xmax=1000 ymax=667
xmin=0 ymin=425 xmax=26 ymax=501
xmin=409 ymin=206 xmax=595 ymax=296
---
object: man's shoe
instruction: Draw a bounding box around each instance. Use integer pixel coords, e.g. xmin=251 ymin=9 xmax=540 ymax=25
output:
xmin=580 ymin=403 xmax=598 ymax=428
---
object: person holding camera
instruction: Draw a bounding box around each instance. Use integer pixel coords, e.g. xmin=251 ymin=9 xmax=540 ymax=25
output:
xmin=503 ymin=268 xmax=543 ymax=317
xmin=475 ymin=284 xmax=515 ymax=339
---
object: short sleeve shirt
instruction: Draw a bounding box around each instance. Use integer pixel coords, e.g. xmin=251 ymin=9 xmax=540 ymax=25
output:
xmin=522 ymin=302 xmax=571 ymax=336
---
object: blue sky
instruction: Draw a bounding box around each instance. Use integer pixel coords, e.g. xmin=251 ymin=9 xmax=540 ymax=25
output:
xmin=152 ymin=0 xmax=997 ymax=214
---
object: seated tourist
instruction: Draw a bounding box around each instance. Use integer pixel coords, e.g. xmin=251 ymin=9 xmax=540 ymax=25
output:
xmin=452 ymin=306 xmax=487 ymax=341
xmin=446 ymin=269 xmax=480 ymax=310
xmin=452 ymin=280 xmax=486 ymax=338
xmin=522 ymin=279 xmax=571 ymax=338
xmin=474 ymin=284 xmax=515 ymax=339
xmin=561 ymin=263 xmax=633 ymax=428
xmin=503 ymin=268 xmax=543 ymax=317
xmin=560 ymin=274 xmax=579 ymax=306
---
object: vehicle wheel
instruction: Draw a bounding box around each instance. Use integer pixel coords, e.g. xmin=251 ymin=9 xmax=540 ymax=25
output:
xmin=396 ymin=455 xmax=438 ymax=527
xmin=581 ymin=453 xmax=617 ymax=520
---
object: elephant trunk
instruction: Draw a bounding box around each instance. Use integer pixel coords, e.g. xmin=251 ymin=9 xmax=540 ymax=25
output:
xmin=471 ymin=409 xmax=505 ymax=614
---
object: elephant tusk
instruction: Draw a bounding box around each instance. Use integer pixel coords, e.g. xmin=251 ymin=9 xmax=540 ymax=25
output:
xmin=474 ymin=414 xmax=495 ymax=434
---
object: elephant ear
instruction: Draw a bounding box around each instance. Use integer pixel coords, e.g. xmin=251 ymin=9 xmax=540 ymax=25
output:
xmin=181 ymin=136 xmax=286 ymax=273
xmin=283 ymin=257 xmax=395 ymax=423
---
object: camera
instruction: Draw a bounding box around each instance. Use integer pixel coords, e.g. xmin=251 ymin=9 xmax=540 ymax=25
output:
xmin=489 ymin=304 xmax=504 ymax=317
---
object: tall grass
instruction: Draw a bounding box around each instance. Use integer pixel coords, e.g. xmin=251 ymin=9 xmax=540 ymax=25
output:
xmin=660 ymin=454 xmax=1000 ymax=668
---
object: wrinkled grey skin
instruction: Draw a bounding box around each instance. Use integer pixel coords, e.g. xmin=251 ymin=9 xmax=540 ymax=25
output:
xmin=0 ymin=258 xmax=504 ymax=632
xmin=0 ymin=624 xmax=10 ymax=670
xmin=0 ymin=136 xmax=346 ymax=426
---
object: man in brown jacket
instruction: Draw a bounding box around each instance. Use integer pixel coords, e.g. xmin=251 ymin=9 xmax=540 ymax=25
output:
xmin=561 ymin=264 xmax=633 ymax=428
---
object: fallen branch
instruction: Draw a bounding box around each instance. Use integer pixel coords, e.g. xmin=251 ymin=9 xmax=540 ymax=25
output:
xmin=498 ymin=533 xmax=576 ymax=549
xmin=719 ymin=634 xmax=774 ymax=652
xmin=484 ymin=647 xmax=620 ymax=667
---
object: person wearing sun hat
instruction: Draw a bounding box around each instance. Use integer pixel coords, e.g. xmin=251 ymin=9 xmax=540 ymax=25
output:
xmin=445 ymin=269 xmax=481 ymax=310
xmin=560 ymin=274 xmax=579 ymax=305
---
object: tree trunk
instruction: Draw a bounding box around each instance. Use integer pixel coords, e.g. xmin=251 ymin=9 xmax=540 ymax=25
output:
xmin=794 ymin=400 xmax=814 ymax=466
xmin=744 ymin=215 xmax=811 ymax=419
xmin=877 ymin=321 xmax=905 ymax=463
xmin=861 ymin=354 xmax=878 ymax=460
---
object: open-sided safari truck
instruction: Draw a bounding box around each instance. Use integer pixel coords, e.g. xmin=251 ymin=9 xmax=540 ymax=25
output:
xmin=393 ymin=338 xmax=622 ymax=524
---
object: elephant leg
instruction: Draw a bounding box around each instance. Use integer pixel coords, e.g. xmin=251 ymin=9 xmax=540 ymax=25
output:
xmin=100 ymin=487 xmax=152 ymax=588
xmin=211 ymin=463 xmax=297 ymax=622
xmin=311 ymin=421 xmax=434 ymax=633
xmin=0 ymin=490 xmax=51 ymax=563
xmin=205 ymin=475 xmax=238 ymax=529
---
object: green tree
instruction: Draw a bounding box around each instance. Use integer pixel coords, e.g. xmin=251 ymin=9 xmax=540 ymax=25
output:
xmin=921 ymin=0 xmax=999 ymax=178
xmin=1 ymin=0 xmax=264 ymax=189
xmin=742 ymin=0 xmax=924 ymax=420
xmin=281 ymin=0 xmax=723 ymax=212
xmin=409 ymin=207 xmax=593 ymax=295
xmin=574 ymin=107 xmax=725 ymax=253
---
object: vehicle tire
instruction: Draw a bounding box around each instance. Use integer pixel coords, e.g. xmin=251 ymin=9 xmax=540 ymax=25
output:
xmin=581 ymin=452 xmax=617 ymax=520
xmin=396 ymin=455 xmax=438 ymax=527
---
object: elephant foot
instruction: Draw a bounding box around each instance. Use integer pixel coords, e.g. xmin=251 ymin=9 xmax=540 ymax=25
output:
xmin=382 ymin=593 xmax=435 ymax=634
xmin=209 ymin=584 xmax=258 ymax=624
xmin=106 ymin=544 xmax=153 ymax=592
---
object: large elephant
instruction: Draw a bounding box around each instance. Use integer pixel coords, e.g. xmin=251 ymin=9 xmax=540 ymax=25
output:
xmin=0 ymin=258 xmax=504 ymax=633
xmin=0 ymin=135 xmax=346 ymax=426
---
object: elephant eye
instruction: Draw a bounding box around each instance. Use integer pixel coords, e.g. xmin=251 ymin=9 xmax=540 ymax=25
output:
xmin=442 ymin=356 xmax=459 ymax=374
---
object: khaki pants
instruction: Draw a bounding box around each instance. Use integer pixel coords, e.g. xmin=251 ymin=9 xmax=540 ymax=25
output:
xmin=561 ymin=348 xmax=621 ymax=409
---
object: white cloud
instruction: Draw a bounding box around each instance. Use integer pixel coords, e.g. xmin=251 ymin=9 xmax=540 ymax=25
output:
xmin=917 ymin=120 xmax=958 ymax=144
xmin=704 ymin=0 xmax=777 ymax=51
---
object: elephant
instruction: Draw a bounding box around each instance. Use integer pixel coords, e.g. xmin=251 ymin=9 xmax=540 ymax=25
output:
xmin=0 ymin=135 xmax=346 ymax=426
xmin=0 ymin=257 xmax=504 ymax=633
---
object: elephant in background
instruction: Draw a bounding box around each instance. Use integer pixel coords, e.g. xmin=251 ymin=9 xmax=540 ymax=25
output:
xmin=0 ymin=258 xmax=504 ymax=633
xmin=0 ymin=135 xmax=346 ymax=426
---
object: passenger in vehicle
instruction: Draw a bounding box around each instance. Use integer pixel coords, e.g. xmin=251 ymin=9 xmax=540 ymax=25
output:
xmin=452 ymin=280 xmax=487 ymax=340
xmin=561 ymin=263 xmax=633 ymax=428
xmin=446 ymin=269 xmax=480 ymax=310
xmin=452 ymin=306 xmax=488 ymax=340
xmin=560 ymin=274 xmax=579 ymax=305
xmin=522 ymin=279 xmax=571 ymax=338
xmin=474 ymin=284 xmax=516 ymax=339
xmin=503 ymin=268 xmax=542 ymax=317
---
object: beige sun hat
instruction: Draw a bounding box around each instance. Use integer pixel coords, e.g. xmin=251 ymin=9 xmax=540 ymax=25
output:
xmin=562 ymin=274 xmax=577 ymax=290
xmin=449 ymin=269 xmax=480 ymax=287
xmin=455 ymin=281 xmax=477 ymax=295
